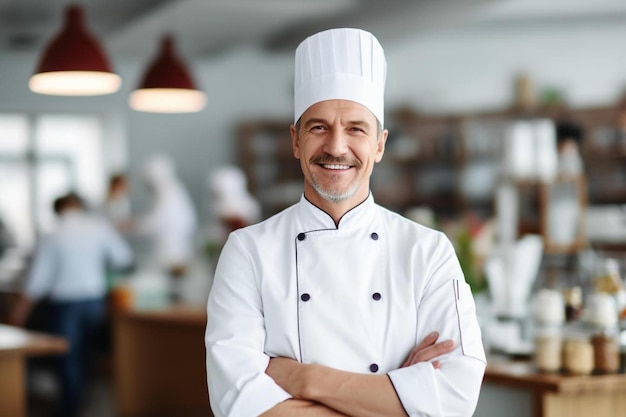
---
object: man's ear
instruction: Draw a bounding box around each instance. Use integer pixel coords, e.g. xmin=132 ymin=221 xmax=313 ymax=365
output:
xmin=291 ymin=125 xmax=300 ymax=159
xmin=375 ymin=129 xmax=388 ymax=163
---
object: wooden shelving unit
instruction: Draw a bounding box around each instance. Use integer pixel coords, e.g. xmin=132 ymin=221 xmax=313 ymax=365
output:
xmin=236 ymin=120 xmax=300 ymax=217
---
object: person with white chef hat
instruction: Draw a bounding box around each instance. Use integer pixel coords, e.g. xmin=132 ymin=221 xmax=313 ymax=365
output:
xmin=208 ymin=164 xmax=261 ymax=241
xmin=202 ymin=165 xmax=262 ymax=265
xmin=205 ymin=28 xmax=486 ymax=417
xmin=134 ymin=154 xmax=197 ymax=285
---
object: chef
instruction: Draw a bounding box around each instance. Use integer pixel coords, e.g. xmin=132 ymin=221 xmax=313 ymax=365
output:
xmin=207 ymin=165 xmax=262 ymax=242
xmin=134 ymin=154 xmax=197 ymax=277
xmin=205 ymin=28 xmax=486 ymax=417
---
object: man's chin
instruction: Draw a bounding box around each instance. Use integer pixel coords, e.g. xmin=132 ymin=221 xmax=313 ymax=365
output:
xmin=313 ymin=185 xmax=359 ymax=203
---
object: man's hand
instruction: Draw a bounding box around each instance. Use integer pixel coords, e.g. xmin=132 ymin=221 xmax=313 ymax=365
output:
xmin=402 ymin=331 xmax=456 ymax=369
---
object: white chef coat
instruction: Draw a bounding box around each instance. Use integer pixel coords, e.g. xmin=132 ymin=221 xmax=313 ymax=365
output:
xmin=205 ymin=194 xmax=486 ymax=417
xmin=24 ymin=210 xmax=133 ymax=302
xmin=136 ymin=178 xmax=197 ymax=270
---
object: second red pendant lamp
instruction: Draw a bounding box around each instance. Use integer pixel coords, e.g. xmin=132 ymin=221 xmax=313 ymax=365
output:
xmin=129 ymin=35 xmax=206 ymax=113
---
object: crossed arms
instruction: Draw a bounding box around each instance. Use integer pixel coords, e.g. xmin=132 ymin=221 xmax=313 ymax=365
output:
xmin=261 ymin=332 xmax=456 ymax=417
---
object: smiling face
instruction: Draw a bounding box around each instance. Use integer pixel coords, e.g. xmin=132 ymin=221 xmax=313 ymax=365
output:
xmin=291 ymin=99 xmax=387 ymax=216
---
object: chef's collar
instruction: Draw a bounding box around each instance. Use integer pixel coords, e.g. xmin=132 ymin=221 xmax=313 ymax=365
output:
xmin=298 ymin=193 xmax=377 ymax=230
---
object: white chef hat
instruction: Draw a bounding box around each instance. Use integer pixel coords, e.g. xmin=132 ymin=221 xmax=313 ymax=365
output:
xmin=294 ymin=28 xmax=387 ymax=126
xmin=142 ymin=154 xmax=176 ymax=187
xmin=208 ymin=165 xmax=261 ymax=224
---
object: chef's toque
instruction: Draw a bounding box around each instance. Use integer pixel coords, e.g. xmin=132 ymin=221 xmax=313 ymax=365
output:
xmin=294 ymin=28 xmax=387 ymax=126
xmin=142 ymin=154 xmax=176 ymax=187
xmin=209 ymin=165 xmax=261 ymax=224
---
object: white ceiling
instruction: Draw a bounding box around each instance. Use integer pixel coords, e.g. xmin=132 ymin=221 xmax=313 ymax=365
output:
xmin=2 ymin=0 xmax=626 ymax=59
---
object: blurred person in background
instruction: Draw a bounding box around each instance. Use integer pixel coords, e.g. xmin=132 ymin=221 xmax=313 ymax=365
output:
xmin=210 ymin=165 xmax=261 ymax=234
xmin=131 ymin=155 xmax=198 ymax=299
xmin=203 ymin=165 xmax=261 ymax=258
xmin=104 ymin=172 xmax=131 ymax=229
xmin=0 ymin=215 xmax=15 ymax=258
xmin=555 ymin=120 xmax=584 ymax=178
xmin=7 ymin=191 xmax=133 ymax=417
xmin=205 ymin=28 xmax=485 ymax=417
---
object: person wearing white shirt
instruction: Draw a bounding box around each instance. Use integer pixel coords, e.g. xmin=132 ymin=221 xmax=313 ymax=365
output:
xmin=135 ymin=154 xmax=198 ymax=277
xmin=9 ymin=192 xmax=133 ymax=417
xmin=205 ymin=28 xmax=486 ymax=417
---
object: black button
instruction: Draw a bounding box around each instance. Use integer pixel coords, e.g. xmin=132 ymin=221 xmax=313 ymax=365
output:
xmin=372 ymin=292 xmax=382 ymax=301
xmin=297 ymin=233 xmax=306 ymax=241
xmin=300 ymin=293 xmax=311 ymax=302
xmin=370 ymin=232 xmax=378 ymax=240
xmin=369 ymin=363 xmax=379 ymax=373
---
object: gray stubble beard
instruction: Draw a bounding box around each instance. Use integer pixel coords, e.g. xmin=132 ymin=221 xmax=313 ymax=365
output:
xmin=309 ymin=172 xmax=360 ymax=203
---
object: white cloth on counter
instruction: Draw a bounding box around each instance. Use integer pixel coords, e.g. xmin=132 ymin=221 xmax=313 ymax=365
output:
xmin=137 ymin=155 xmax=197 ymax=269
xmin=24 ymin=210 xmax=133 ymax=302
xmin=205 ymin=195 xmax=486 ymax=417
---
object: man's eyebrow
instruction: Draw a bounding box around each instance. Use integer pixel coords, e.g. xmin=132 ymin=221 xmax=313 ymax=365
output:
xmin=346 ymin=120 xmax=371 ymax=127
xmin=303 ymin=118 xmax=329 ymax=128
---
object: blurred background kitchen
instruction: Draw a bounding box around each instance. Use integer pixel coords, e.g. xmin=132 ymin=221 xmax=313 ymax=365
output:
xmin=2 ymin=1 xmax=626 ymax=416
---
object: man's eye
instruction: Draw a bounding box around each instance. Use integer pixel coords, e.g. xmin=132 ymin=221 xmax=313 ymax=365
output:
xmin=311 ymin=125 xmax=326 ymax=131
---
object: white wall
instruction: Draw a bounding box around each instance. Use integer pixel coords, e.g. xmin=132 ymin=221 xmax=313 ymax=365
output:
xmin=385 ymin=20 xmax=626 ymax=113
xmin=2 ymin=19 xmax=626 ymax=217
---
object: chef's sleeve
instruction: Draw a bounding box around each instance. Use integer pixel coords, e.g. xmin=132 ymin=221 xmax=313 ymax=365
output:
xmin=388 ymin=233 xmax=486 ymax=417
xmin=205 ymin=232 xmax=291 ymax=417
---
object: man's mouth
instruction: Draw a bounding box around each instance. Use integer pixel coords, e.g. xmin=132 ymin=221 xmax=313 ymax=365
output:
xmin=322 ymin=164 xmax=351 ymax=170
xmin=311 ymin=156 xmax=357 ymax=170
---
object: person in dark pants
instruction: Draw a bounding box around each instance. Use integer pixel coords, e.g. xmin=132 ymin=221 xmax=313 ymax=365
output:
xmin=8 ymin=192 xmax=133 ymax=417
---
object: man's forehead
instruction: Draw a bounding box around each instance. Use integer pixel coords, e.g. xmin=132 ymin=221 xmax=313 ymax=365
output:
xmin=301 ymin=99 xmax=377 ymax=125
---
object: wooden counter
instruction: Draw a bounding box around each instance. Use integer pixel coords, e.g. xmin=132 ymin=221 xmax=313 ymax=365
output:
xmin=485 ymin=355 xmax=626 ymax=417
xmin=113 ymin=304 xmax=211 ymax=417
xmin=0 ymin=324 xmax=68 ymax=417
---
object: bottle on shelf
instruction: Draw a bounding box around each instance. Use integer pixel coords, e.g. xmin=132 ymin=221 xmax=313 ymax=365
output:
xmin=564 ymin=286 xmax=583 ymax=322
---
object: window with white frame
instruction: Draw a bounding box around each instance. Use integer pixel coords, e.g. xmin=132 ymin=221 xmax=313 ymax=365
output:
xmin=0 ymin=113 xmax=105 ymax=252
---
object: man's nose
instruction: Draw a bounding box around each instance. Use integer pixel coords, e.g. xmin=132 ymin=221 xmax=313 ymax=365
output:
xmin=322 ymin=130 xmax=349 ymax=156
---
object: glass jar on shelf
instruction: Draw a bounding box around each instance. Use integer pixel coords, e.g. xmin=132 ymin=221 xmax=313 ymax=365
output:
xmin=591 ymin=325 xmax=620 ymax=374
xmin=531 ymin=289 xmax=565 ymax=373
xmin=534 ymin=324 xmax=563 ymax=373
xmin=562 ymin=325 xmax=594 ymax=375
xmin=585 ymin=292 xmax=621 ymax=374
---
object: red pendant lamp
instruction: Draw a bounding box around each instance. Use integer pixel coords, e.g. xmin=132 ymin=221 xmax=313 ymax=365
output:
xmin=129 ymin=35 xmax=206 ymax=113
xmin=29 ymin=4 xmax=121 ymax=96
